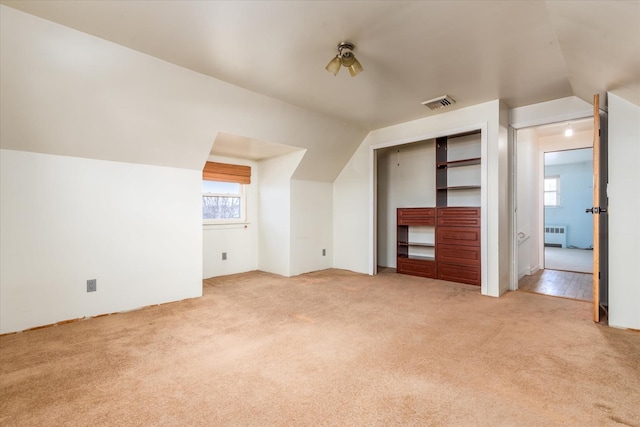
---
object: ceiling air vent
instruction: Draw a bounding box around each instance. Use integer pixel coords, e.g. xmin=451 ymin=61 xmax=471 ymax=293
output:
xmin=421 ymin=95 xmax=456 ymax=110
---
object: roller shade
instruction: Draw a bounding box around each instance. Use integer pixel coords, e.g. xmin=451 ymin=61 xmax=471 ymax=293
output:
xmin=202 ymin=161 xmax=251 ymax=184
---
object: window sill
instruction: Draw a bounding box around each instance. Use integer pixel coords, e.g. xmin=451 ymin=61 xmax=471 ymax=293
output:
xmin=203 ymin=221 xmax=250 ymax=230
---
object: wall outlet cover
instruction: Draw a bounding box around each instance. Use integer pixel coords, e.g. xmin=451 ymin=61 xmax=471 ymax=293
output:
xmin=87 ymin=279 xmax=97 ymax=292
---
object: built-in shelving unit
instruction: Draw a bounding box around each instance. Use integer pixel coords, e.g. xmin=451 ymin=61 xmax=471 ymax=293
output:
xmin=436 ymin=131 xmax=481 ymax=207
xmin=397 ymin=208 xmax=436 ymax=278
xmin=397 ymin=130 xmax=482 ymax=286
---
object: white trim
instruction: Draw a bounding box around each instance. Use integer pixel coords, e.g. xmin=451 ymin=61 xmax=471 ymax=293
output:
xmin=511 ymin=111 xmax=592 ymax=130
xmin=510 ymin=112 xmax=593 ymax=291
xmin=202 ymin=182 xmax=247 ymax=225
xmin=479 ymin=124 xmax=489 ymax=295
xmin=368 ymin=147 xmax=377 ymax=275
xmin=509 ymin=126 xmax=518 ymax=291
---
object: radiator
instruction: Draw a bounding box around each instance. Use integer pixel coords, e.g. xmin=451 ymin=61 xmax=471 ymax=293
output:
xmin=544 ymin=225 xmax=567 ymax=248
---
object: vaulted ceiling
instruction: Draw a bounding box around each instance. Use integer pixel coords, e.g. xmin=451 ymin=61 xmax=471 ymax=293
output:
xmin=3 ymin=0 xmax=639 ymax=132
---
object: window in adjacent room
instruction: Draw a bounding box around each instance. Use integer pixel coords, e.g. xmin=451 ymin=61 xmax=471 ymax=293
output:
xmin=202 ymin=161 xmax=251 ymax=223
xmin=544 ymin=176 xmax=560 ymax=207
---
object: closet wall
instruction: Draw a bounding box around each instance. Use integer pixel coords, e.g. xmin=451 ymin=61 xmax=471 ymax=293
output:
xmin=376 ymin=140 xmax=435 ymax=268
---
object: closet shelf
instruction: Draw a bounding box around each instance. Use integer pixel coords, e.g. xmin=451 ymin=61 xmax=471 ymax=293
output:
xmin=398 ymin=241 xmax=435 ymax=247
xmin=436 ymin=185 xmax=481 ymax=191
xmin=398 ymin=255 xmax=435 ymax=261
xmin=436 ymin=157 xmax=481 ymax=168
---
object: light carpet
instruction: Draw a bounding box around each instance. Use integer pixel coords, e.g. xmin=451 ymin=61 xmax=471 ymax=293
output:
xmin=1 ymin=269 xmax=638 ymax=426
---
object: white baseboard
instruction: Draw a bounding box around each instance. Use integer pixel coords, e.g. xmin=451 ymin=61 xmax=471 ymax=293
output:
xmin=519 ymin=265 xmax=541 ymax=279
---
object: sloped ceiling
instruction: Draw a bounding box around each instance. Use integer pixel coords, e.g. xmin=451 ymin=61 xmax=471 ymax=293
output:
xmin=3 ymin=0 xmax=638 ymax=132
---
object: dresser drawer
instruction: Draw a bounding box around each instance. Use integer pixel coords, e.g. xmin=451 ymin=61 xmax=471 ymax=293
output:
xmin=436 ymin=226 xmax=480 ymax=247
xmin=397 ymin=257 xmax=436 ymax=278
xmin=436 ymin=207 xmax=480 ymax=227
xmin=437 ymin=263 xmax=481 ymax=286
xmin=436 ymin=244 xmax=480 ymax=266
xmin=398 ymin=208 xmax=435 ymax=225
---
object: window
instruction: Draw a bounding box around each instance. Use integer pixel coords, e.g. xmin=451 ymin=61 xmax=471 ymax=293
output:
xmin=201 ymin=161 xmax=251 ymax=223
xmin=544 ymin=176 xmax=560 ymax=207
xmin=202 ymin=181 xmax=245 ymax=222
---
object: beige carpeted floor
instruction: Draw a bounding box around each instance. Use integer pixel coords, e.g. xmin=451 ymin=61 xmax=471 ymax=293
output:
xmin=1 ymin=269 xmax=639 ymax=426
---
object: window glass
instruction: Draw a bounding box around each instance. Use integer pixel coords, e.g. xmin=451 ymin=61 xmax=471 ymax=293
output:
xmin=202 ymin=181 xmax=244 ymax=221
xmin=544 ymin=177 xmax=560 ymax=207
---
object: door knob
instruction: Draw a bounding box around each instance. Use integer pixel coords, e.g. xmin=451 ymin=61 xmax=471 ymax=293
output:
xmin=586 ymin=207 xmax=607 ymax=214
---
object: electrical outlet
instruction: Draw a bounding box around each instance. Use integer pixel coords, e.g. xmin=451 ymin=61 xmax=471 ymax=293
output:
xmin=222 ymin=252 xmax=227 ymax=260
xmin=322 ymin=249 xmax=326 ymax=256
xmin=87 ymin=279 xmax=97 ymax=293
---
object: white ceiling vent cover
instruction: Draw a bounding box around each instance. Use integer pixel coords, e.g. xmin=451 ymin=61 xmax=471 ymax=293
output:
xmin=421 ymin=95 xmax=456 ymax=110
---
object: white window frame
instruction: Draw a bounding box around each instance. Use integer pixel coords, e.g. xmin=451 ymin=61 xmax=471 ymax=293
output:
xmin=544 ymin=176 xmax=561 ymax=207
xmin=202 ymin=181 xmax=247 ymax=224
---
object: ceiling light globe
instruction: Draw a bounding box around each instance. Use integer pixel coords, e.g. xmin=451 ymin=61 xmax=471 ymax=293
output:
xmin=349 ymin=58 xmax=363 ymax=77
xmin=325 ymin=55 xmax=341 ymax=76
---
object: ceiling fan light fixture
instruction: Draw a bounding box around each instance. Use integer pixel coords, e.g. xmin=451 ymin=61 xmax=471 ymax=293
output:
xmin=325 ymin=55 xmax=341 ymax=76
xmin=326 ymin=41 xmax=363 ymax=77
xmin=348 ymin=57 xmax=363 ymax=77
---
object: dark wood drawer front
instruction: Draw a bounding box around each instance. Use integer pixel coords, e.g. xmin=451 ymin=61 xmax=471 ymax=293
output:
xmin=437 ymin=244 xmax=480 ymax=266
xmin=436 ymin=207 xmax=480 ymax=227
xmin=438 ymin=263 xmax=480 ymax=286
xmin=397 ymin=258 xmax=436 ymax=279
xmin=398 ymin=208 xmax=435 ymax=225
xmin=437 ymin=227 xmax=480 ymax=247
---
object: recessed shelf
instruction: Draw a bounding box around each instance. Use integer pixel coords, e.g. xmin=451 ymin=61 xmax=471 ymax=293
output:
xmin=436 ymin=157 xmax=481 ymax=168
xmin=398 ymin=241 xmax=435 ymax=247
xmin=437 ymin=185 xmax=481 ymax=191
xmin=398 ymin=255 xmax=435 ymax=261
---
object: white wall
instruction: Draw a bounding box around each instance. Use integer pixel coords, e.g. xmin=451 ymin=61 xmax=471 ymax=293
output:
xmin=497 ymin=101 xmax=511 ymax=295
xmin=515 ymin=128 xmax=541 ymax=278
xmin=0 ymin=6 xmax=366 ymax=331
xmin=511 ymin=94 xmax=640 ymax=330
xmin=376 ymin=140 xmax=436 ymax=268
xmin=607 ymin=93 xmax=640 ymax=330
xmin=334 ymin=100 xmax=507 ymax=297
xmin=290 ymin=180 xmax=333 ymax=276
xmin=202 ymin=155 xmax=259 ymax=278
xmin=0 ymin=149 xmax=202 ymax=333
xmin=538 ymin=129 xmax=593 ymax=153
xmin=258 ymin=151 xmax=305 ymax=276
xmin=510 ymin=96 xmax=593 ymax=129
xmin=0 ymin=5 xmax=366 ymax=182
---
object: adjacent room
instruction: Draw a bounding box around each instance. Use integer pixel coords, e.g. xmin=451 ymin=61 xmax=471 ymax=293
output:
xmin=1 ymin=1 xmax=639 ymax=425
xmin=515 ymin=119 xmax=598 ymax=302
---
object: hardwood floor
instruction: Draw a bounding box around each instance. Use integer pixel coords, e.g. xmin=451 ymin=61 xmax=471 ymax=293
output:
xmin=518 ymin=269 xmax=592 ymax=301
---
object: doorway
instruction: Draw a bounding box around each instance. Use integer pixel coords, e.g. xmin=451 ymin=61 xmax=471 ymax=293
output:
xmin=543 ymin=148 xmax=594 ymax=274
xmin=515 ymin=118 xmax=594 ymax=301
